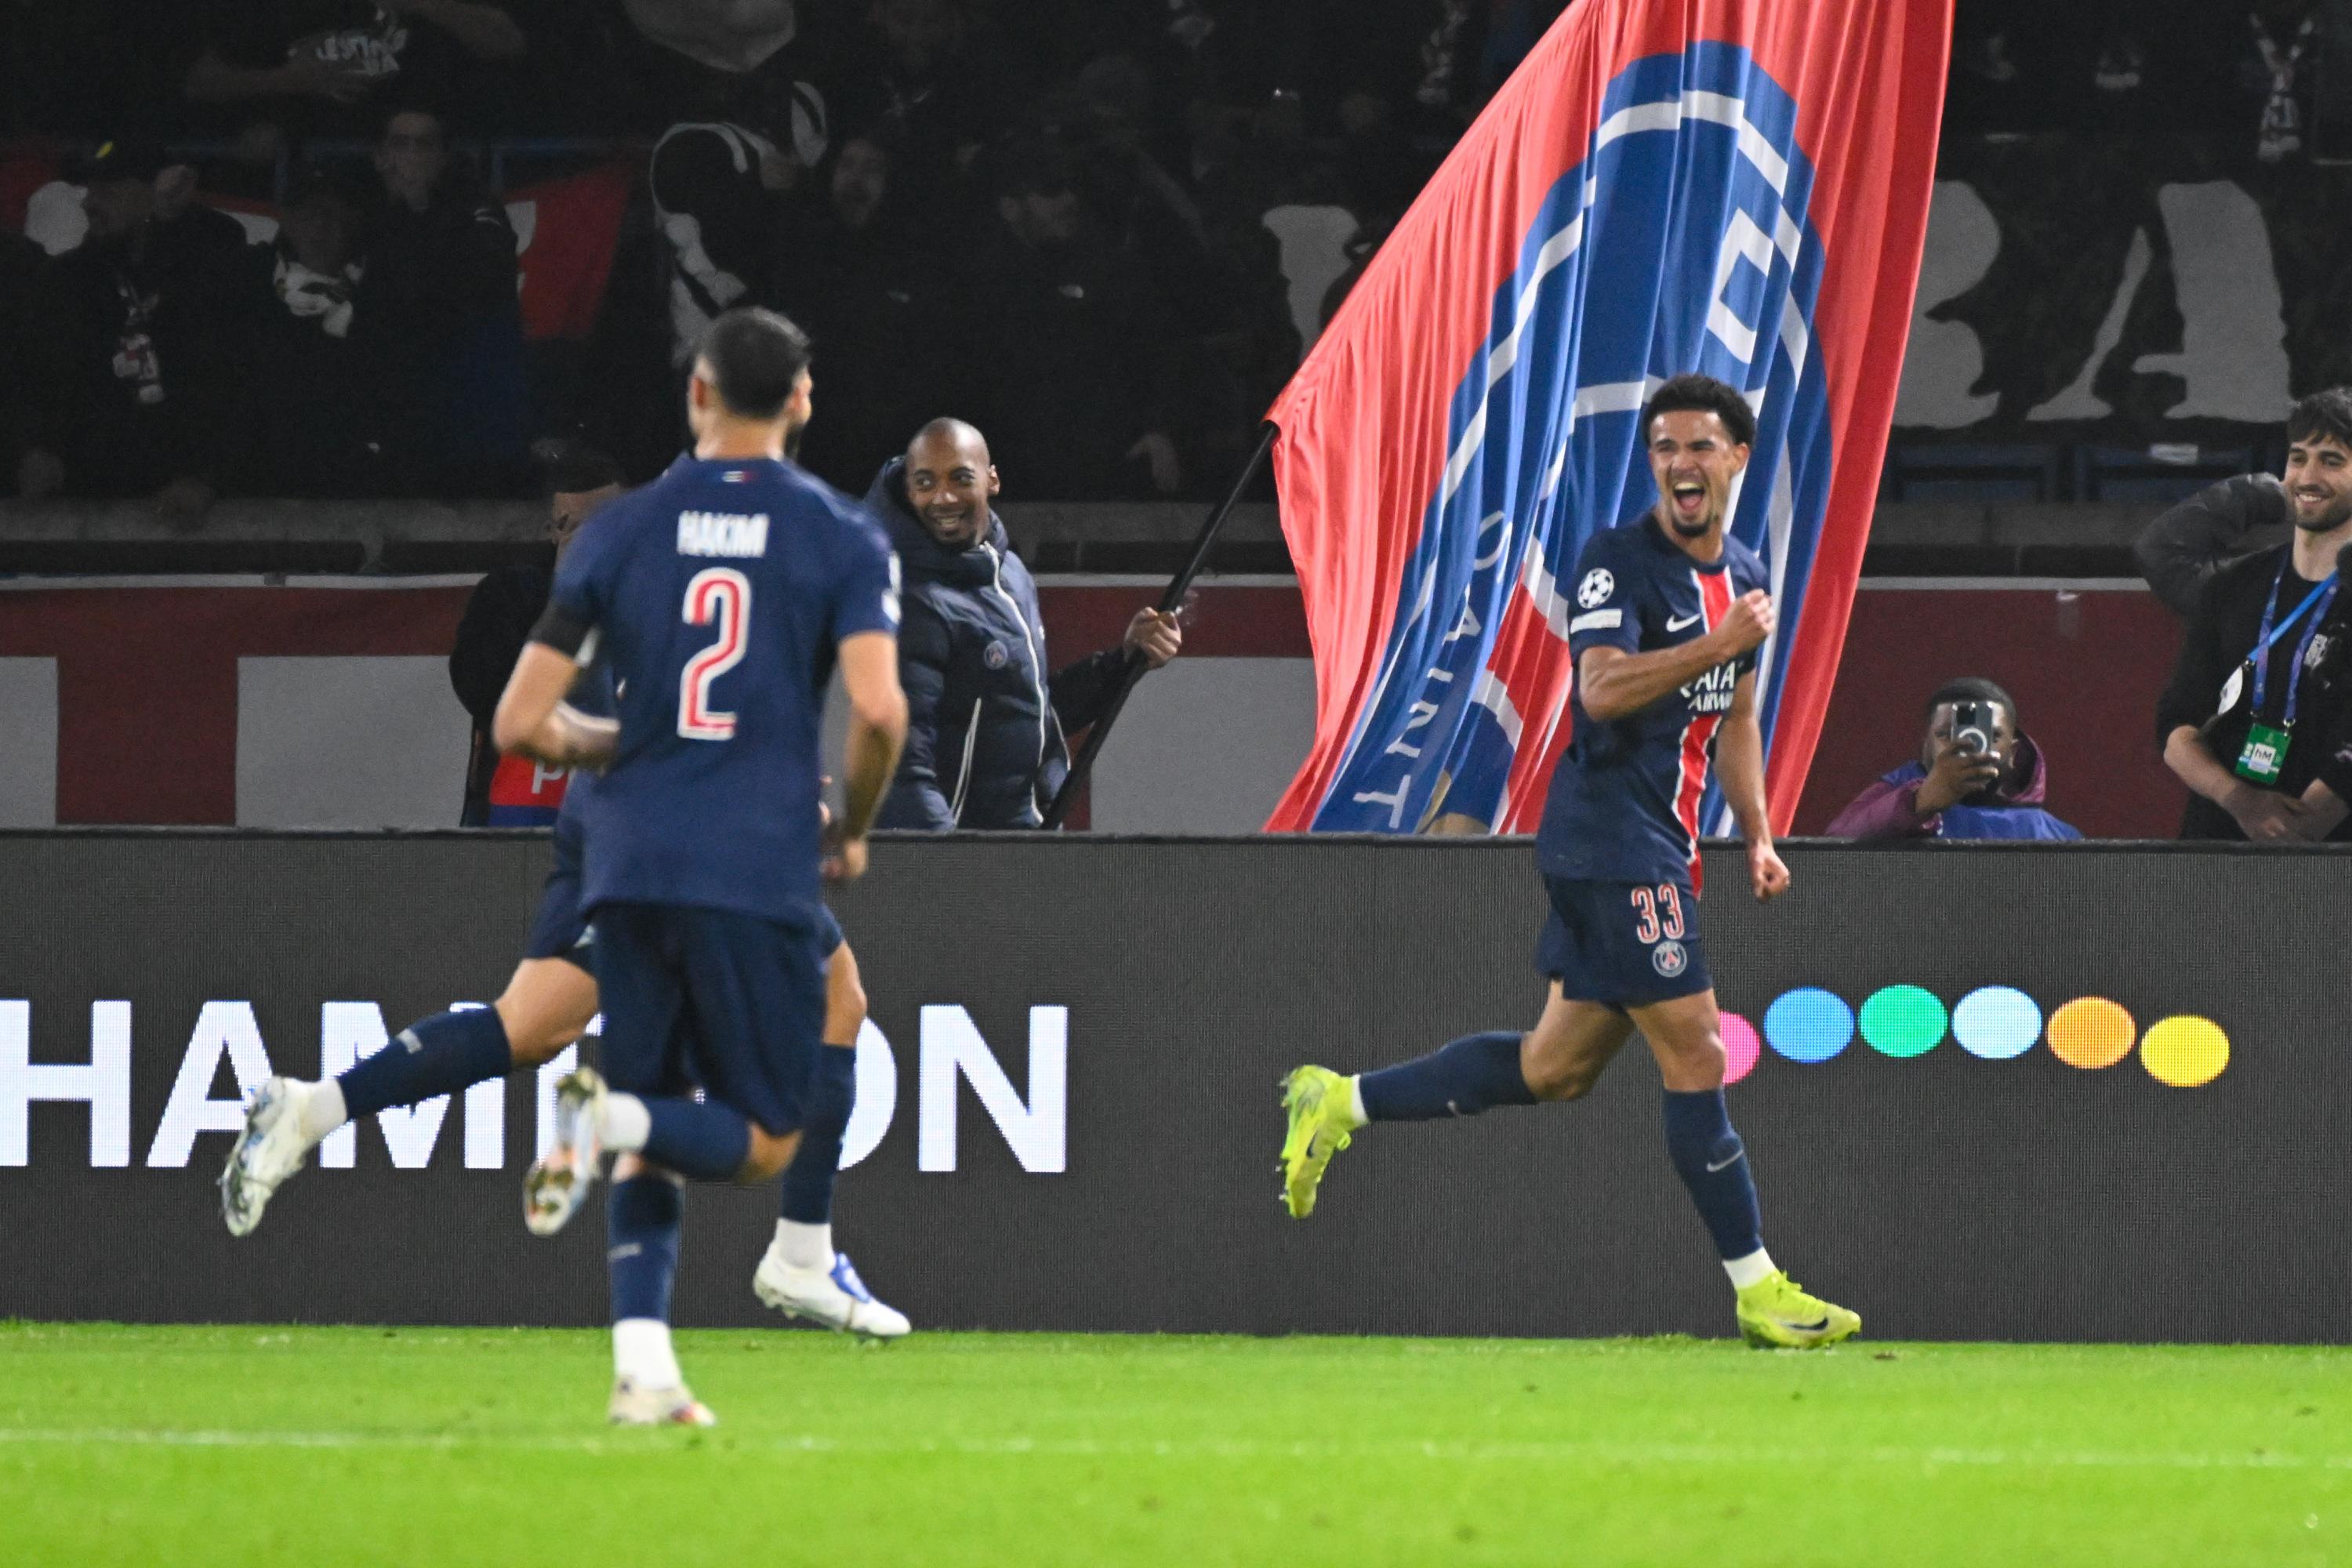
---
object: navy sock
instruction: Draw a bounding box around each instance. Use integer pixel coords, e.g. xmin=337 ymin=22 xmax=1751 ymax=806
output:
xmin=1661 ymin=1088 xmax=1764 ymax=1260
xmin=638 ymin=1097 xmax=753 ymax=1181
xmin=779 ymin=1046 xmax=857 ymax=1224
xmin=338 ymin=1006 xmax=511 ymax=1119
xmin=608 ymin=1174 xmax=683 ymax=1322
xmin=1358 ymin=1032 xmax=1535 ymax=1122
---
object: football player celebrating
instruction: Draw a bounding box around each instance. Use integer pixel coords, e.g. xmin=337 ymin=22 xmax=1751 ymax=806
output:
xmin=1278 ymin=374 xmax=1859 ymax=1350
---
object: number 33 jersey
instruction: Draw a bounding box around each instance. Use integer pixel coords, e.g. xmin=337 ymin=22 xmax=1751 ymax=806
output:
xmin=541 ymin=455 xmax=899 ymax=927
xmin=1536 ymin=517 xmax=1766 ymax=891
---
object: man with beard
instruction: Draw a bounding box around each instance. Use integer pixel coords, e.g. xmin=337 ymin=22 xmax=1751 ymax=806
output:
xmin=868 ymin=418 xmax=1181 ymax=829
xmin=2157 ymin=388 xmax=2352 ymax=842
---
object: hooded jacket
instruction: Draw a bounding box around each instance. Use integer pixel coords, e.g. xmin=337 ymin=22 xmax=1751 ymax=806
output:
xmin=1825 ymin=733 xmax=2082 ymax=841
xmin=866 ymin=457 xmax=1127 ymax=829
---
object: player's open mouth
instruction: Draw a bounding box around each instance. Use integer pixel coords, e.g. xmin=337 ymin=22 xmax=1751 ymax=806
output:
xmin=1671 ymin=483 xmax=1705 ymax=516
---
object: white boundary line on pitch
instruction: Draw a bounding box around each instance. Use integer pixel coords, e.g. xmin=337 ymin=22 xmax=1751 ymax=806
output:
xmin=0 ymin=1428 xmax=2344 ymax=1472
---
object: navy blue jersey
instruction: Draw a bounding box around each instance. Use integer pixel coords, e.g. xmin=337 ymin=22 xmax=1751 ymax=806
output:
xmin=546 ymin=456 xmax=898 ymax=927
xmin=1535 ymin=518 xmax=1766 ymax=888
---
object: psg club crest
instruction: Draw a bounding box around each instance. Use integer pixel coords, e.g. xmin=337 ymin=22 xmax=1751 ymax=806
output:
xmin=1269 ymin=0 xmax=1945 ymax=840
xmin=1650 ymin=939 xmax=1690 ymax=979
xmin=1312 ymin=42 xmax=1833 ymax=837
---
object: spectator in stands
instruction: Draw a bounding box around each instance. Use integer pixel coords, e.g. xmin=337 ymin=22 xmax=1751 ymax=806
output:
xmin=2156 ymin=389 xmax=2352 ymax=842
xmin=960 ymin=136 xmax=1186 ymax=498
xmin=52 ymin=139 xmax=256 ymax=517
xmin=351 ymin=103 xmax=528 ymax=495
xmin=0 ymin=230 xmax=72 ymax=499
xmin=245 ymin=170 xmax=383 ymax=495
xmin=867 ymin=418 xmax=1182 ymax=829
xmin=833 ymin=0 xmax=1011 ymax=209
xmin=779 ymin=133 xmax=964 ymax=493
xmin=648 ymin=74 xmax=822 ymax=372
xmin=450 ymin=441 xmax=622 ymax=825
xmin=180 ymin=0 xmax=526 ymax=145
xmin=1827 ymin=678 xmax=2082 ymax=841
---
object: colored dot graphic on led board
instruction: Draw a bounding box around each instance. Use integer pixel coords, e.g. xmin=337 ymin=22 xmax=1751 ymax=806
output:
xmin=1951 ymin=986 xmax=2042 ymax=1059
xmin=1731 ymin=988 xmax=2227 ymax=1085
xmin=1859 ymin=985 xmax=1946 ymax=1058
xmin=2141 ymin=1015 xmax=2229 ymax=1088
xmin=2046 ymin=997 xmax=2136 ymax=1069
xmin=1763 ymin=988 xmax=1853 ymax=1062
xmin=1721 ymin=1013 xmax=1760 ymax=1085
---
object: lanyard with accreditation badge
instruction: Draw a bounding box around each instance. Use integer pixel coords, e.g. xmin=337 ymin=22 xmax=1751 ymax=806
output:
xmin=2224 ymin=561 xmax=2339 ymax=784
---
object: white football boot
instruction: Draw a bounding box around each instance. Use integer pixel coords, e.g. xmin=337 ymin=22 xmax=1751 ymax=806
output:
xmin=524 ymin=1066 xmax=606 ymax=1236
xmin=220 ymin=1077 xmax=323 ymax=1236
xmin=608 ymin=1378 xmax=717 ymax=1427
xmin=753 ymin=1249 xmax=912 ymax=1340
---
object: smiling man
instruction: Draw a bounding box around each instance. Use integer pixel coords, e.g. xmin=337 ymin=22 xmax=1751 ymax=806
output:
xmin=1279 ymin=373 xmax=1861 ymax=1351
xmin=2157 ymin=388 xmax=2352 ymax=842
xmin=865 ymin=417 xmax=1181 ymax=829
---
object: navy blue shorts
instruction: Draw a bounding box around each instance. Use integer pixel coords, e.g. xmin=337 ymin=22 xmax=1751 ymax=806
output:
xmin=1534 ymin=873 xmax=1712 ymax=1009
xmin=590 ymin=902 xmax=826 ymax=1137
xmin=527 ymin=824 xmax=842 ymax=967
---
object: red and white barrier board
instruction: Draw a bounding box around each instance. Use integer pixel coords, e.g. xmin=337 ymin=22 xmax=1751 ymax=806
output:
xmin=0 ymin=577 xmax=2186 ymax=837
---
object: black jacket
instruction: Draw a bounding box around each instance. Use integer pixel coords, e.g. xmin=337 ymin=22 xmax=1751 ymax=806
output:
xmin=2136 ymin=473 xmax=2293 ymax=619
xmin=449 ymin=558 xmax=554 ymax=826
xmin=865 ymin=458 xmax=1126 ymax=829
xmin=2155 ymin=541 xmax=2352 ymax=841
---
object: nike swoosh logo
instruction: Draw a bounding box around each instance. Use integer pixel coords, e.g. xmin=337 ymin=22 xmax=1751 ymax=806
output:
xmin=1667 ymin=613 xmax=1704 ymax=632
xmin=1705 ymin=1149 xmax=1745 ymax=1172
xmin=1780 ymin=1316 xmax=1830 ymax=1332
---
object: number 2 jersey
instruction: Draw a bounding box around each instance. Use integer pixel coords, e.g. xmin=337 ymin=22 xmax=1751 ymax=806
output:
xmin=539 ymin=454 xmax=899 ymax=929
xmin=1536 ymin=517 xmax=1766 ymax=891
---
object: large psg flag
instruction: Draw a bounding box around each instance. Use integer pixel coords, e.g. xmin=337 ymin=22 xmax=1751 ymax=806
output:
xmin=1267 ymin=0 xmax=1951 ymax=835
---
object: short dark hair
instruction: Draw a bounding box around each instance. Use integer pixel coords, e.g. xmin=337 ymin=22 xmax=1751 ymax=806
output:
xmin=696 ymin=307 xmax=812 ymax=419
xmin=2286 ymin=387 xmax=2352 ymax=450
xmin=1642 ymin=374 xmax=1756 ymax=448
xmin=1925 ymin=677 xmax=2017 ymax=722
xmin=378 ymin=98 xmax=449 ymax=139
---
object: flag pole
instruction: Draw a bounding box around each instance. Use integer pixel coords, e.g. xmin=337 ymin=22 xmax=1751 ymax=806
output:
xmin=1040 ymin=420 xmax=1279 ymax=830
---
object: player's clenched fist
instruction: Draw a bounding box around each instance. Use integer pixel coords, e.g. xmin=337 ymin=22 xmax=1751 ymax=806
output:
xmin=1712 ymin=590 xmax=1775 ymax=657
xmin=821 ymin=823 xmax=869 ymax=884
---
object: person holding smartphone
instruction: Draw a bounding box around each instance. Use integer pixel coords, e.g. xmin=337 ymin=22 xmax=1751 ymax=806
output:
xmin=1827 ymin=677 xmax=2082 ymax=841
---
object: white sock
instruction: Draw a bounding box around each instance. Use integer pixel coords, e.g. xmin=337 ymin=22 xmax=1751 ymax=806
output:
xmin=775 ymin=1220 xmax=833 ymax=1272
xmin=612 ymin=1317 xmax=683 ymax=1389
xmin=1723 ymin=1247 xmax=1778 ymax=1291
xmin=599 ymin=1093 xmax=652 ymax=1153
xmin=1344 ymin=1075 xmax=1369 ymax=1130
xmin=295 ymin=1080 xmax=347 ymax=1146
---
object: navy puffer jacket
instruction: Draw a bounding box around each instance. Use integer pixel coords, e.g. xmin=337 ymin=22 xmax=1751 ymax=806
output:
xmin=867 ymin=457 xmax=1126 ymax=829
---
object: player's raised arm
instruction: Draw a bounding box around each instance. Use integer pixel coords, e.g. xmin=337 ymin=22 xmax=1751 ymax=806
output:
xmin=826 ymin=630 xmax=908 ymax=882
xmin=1578 ymin=590 xmax=1773 ymax=722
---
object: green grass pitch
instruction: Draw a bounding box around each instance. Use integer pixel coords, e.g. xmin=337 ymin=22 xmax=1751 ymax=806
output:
xmin=5 ymin=1323 xmax=2349 ymax=1566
